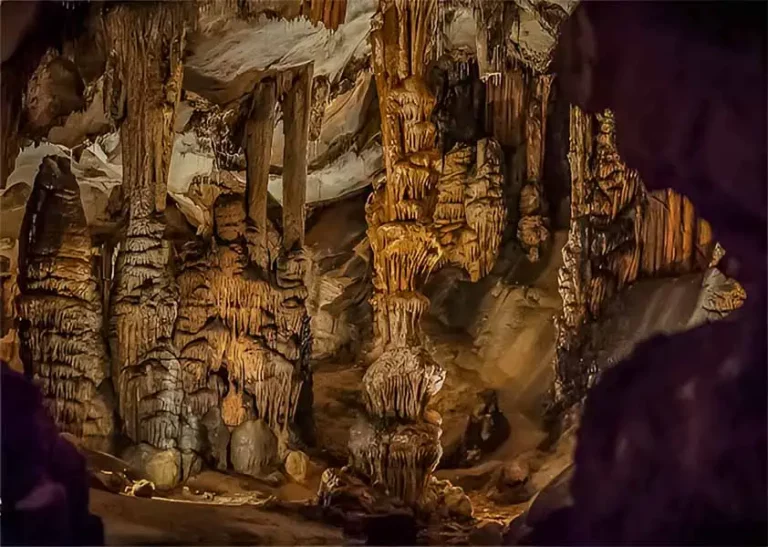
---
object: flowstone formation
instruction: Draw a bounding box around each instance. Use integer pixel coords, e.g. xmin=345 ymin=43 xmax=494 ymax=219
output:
xmin=554 ymin=107 xmax=719 ymax=408
xmin=173 ymin=178 xmax=312 ymax=472
xmin=16 ymin=156 xmax=112 ymax=450
xmin=174 ymin=66 xmax=314 ymax=478
xmin=434 ymin=139 xmax=506 ymax=281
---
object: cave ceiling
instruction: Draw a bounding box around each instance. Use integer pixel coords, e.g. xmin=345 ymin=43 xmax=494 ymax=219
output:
xmin=0 ymin=0 xmax=577 ymax=243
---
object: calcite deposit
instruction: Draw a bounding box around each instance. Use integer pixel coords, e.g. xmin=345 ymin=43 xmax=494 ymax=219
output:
xmin=17 ymin=156 xmax=111 ymax=447
xmin=1 ymin=2 xmax=758 ymax=542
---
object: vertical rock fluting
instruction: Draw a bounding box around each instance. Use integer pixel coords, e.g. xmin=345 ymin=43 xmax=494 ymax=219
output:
xmin=105 ymin=3 xmax=189 ymax=449
xmin=17 ymin=156 xmax=111 ymax=447
xmin=355 ymin=0 xmax=445 ymax=505
xmin=302 ymin=0 xmax=348 ymax=31
xmin=518 ymin=75 xmax=553 ymax=262
xmin=174 ymin=69 xmax=313 ymax=473
xmin=555 ymin=107 xmax=718 ymax=407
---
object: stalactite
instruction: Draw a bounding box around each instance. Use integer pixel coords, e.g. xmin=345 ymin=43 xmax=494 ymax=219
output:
xmin=302 ymin=0 xmax=348 ymax=31
xmin=16 ymin=156 xmax=112 ymax=448
xmin=518 ymin=74 xmax=553 ymax=262
xmin=434 ymin=139 xmax=506 ymax=281
xmin=105 ymin=2 xmax=191 ymax=450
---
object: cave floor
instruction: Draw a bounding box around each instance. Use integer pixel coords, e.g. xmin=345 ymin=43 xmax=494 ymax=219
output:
xmin=90 ymin=488 xmax=347 ymax=545
xmin=90 ymin=475 xmax=529 ymax=546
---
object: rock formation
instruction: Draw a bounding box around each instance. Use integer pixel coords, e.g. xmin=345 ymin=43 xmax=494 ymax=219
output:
xmin=173 ymin=66 xmax=314 ymax=478
xmin=348 ymin=0 xmax=507 ymax=507
xmin=1 ymin=1 xmax=761 ymax=540
xmin=17 ymin=156 xmax=111 ymax=449
xmin=554 ymin=107 xmax=718 ymax=409
xmin=105 ymin=2 xmax=191 ymax=452
xmin=522 ymin=3 xmax=766 ymax=543
xmin=518 ymin=75 xmax=553 ymax=262
xmin=355 ymin=0 xmax=446 ymax=505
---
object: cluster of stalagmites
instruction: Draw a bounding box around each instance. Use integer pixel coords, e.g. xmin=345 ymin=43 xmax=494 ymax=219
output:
xmin=16 ymin=156 xmax=112 ymax=450
xmin=554 ymin=107 xmax=724 ymax=407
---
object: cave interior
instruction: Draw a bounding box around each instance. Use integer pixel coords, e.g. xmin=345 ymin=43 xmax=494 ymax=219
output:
xmin=0 ymin=0 xmax=765 ymax=545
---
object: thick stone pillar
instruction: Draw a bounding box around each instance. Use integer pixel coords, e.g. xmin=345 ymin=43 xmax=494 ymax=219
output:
xmin=282 ymin=65 xmax=312 ymax=253
xmin=105 ymin=3 xmax=190 ymax=450
xmin=518 ymin=75 xmax=553 ymax=262
xmin=351 ymin=0 xmax=445 ymax=506
xmin=245 ymin=78 xmax=277 ymax=267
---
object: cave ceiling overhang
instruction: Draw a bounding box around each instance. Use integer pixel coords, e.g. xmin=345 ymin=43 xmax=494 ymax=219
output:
xmin=1 ymin=0 xmax=577 ymax=242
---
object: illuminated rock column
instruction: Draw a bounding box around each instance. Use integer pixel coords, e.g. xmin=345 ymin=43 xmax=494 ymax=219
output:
xmin=518 ymin=75 xmax=553 ymax=262
xmin=351 ymin=0 xmax=445 ymax=505
xmin=105 ymin=3 xmax=190 ymax=449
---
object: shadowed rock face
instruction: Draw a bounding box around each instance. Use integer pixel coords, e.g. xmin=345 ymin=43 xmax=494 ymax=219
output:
xmin=1 ymin=362 xmax=104 ymax=546
xmin=553 ymin=1 xmax=767 ymax=284
xmin=520 ymin=3 xmax=767 ymax=545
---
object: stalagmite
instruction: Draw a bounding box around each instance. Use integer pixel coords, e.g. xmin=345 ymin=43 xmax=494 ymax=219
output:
xmin=105 ymin=3 xmax=191 ymax=451
xmin=17 ymin=156 xmax=112 ymax=448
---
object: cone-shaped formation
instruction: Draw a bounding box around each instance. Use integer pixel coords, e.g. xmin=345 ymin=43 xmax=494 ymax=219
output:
xmin=555 ymin=108 xmax=720 ymax=407
xmin=17 ymin=156 xmax=111 ymax=447
xmin=105 ymin=3 xmax=190 ymax=449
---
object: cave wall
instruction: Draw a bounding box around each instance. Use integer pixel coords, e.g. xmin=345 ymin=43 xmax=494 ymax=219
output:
xmin=554 ymin=106 xmax=722 ymax=409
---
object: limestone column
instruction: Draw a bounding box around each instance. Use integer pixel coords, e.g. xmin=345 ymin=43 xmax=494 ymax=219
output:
xmin=518 ymin=75 xmax=553 ymax=262
xmin=350 ymin=0 xmax=446 ymax=506
xmin=105 ymin=3 xmax=190 ymax=450
xmin=282 ymin=65 xmax=312 ymax=253
xmin=245 ymin=78 xmax=278 ymax=268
